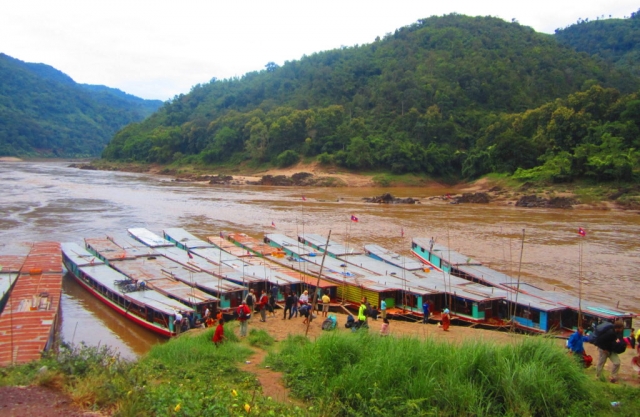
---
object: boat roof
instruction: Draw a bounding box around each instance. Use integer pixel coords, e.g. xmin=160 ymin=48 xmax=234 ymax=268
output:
xmin=191 ymin=246 xmax=243 ymax=265
xmin=163 ymin=228 xmax=215 ymax=249
xmin=225 ymin=232 xmax=277 ymax=256
xmin=109 ymin=258 xmax=218 ymax=305
xmin=128 ymin=228 xmax=174 ymax=248
xmin=412 ymin=238 xmax=482 ymax=266
xmin=62 ymin=242 xmax=105 ymax=267
xmin=207 ymin=236 xmax=256 ymax=257
xmin=456 ymin=264 xmax=517 ymax=287
xmin=338 ymin=254 xmax=411 ymax=277
xmin=106 ymin=234 xmax=157 ymax=259
xmin=501 ymin=282 xmax=635 ymax=318
xmin=20 ymin=241 xmax=64 ymax=274
xmin=264 ymin=234 xmax=317 ymax=256
xmin=79 ymin=263 xmax=193 ymax=314
xmin=364 ymin=244 xmax=425 ymax=270
xmin=298 ymin=233 xmax=362 ymax=256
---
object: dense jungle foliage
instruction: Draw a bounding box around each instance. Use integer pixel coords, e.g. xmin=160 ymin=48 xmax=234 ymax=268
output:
xmin=0 ymin=53 xmax=162 ymax=157
xmin=555 ymin=9 xmax=640 ymax=79
xmin=102 ymin=14 xmax=640 ymax=182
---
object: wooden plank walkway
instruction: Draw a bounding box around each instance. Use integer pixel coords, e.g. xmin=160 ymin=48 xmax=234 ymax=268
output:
xmin=0 ymin=242 xmax=63 ymax=366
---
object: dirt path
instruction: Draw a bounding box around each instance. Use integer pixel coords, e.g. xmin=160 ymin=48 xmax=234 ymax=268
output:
xmin=0 ymin=386 xmax=103 ymax=417
xmin=240 ymin=348 xmax=304 ymax=407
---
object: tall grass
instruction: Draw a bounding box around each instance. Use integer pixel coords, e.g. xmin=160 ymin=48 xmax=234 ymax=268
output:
xmin=267 ymin=332 xmax=595 ymax=416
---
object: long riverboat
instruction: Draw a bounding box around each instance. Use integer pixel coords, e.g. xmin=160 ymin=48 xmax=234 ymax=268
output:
xmin=62 ymin=242 xmax=192 ymax=337
xmin=84 ymin=234 xmax=219 ymax=321
xmin=411 ymin=238 xmax=636 ymax=336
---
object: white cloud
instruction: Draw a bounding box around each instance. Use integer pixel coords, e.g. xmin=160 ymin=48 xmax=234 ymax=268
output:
xmin=1 ymin=1 xmax=637 ymax=100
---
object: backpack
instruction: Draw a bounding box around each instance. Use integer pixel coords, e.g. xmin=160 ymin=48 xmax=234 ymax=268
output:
xmin=245 ymin=294 xmax=254 ymax=307
xmin=322 ymin=318 xmax=336 ymax=331
xmin=591 ymin=322 xmax=614 ymax=345
xmin=238 ymin=306 xmax=248 ymax=320
xmin=345 ymin=314 xmax=355 ymax=328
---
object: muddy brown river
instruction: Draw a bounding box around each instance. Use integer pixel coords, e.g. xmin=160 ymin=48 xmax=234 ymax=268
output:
xmin=1 ymin=160 xmax=638 ymax=358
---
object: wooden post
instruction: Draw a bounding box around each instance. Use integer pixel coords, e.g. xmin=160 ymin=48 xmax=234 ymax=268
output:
xmin=306 ymin=230 xmax=331 ymax=337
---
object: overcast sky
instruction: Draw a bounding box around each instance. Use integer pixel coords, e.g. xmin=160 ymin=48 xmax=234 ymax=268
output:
xmin=2 ymin=1 xmax=638 ymax=101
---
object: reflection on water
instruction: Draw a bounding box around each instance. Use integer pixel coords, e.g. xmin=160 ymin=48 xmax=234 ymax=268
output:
xmin=1 ymin=160 xmax=638 ymax=356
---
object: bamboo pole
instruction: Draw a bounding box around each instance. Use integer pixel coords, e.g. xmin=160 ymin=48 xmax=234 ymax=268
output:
xmin=305 ymin=230 xmax=331 ymax=337
xmin=510 ymin=229 xmax=526 ymax=332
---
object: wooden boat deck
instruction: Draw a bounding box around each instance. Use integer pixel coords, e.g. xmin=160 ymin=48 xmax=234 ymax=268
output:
xmin=0 ymin=242 xmax=63 ymax=366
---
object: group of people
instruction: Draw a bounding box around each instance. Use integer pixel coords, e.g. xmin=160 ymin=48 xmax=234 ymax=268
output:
xmin=566 ymin=320 xmax=639 ymax=383
xmin=173 ymin=310 xmax=200 ymax=334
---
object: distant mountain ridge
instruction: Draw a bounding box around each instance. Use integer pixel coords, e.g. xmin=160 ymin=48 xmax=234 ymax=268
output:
xmin=0 ymin=53 xmax=162 ymax=157
xmin=101 ymin=14 xmax=640 ymax=184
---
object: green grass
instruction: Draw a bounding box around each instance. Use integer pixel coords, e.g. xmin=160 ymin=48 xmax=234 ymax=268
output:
xmin=266 ymin=332 xmax=637 ymax=417
xmin=2 ymin=329 xmax=640 ymax=416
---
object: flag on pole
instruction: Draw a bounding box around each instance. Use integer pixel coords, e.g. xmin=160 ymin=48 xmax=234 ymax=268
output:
xmin=302 ymin=195 xmax=306 ymax=201
xmin=578 ymin=227 xmax=586 ymax=237
xmin=271 ymin=221 xmax=276 ymax=228
xmin=187 ymin=251 xmax=193 ymax=259
xmin=350 ymin=215 xmax=358 ymax=222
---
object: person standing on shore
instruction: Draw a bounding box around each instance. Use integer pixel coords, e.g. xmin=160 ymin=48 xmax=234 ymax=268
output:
xmin=441 ymin=308 xmax=451 ymax=331
xmin=321 ymin=291 xmax=330 ymax=318
xmin=283 ymin=291 xmax=294 ymax=320
xmin=422 ymin=299 xmax=431 ymax=324
xmin=212 ymin=318 xmax=225 ymax=346
xmin=258 ymin=289 xmax=268 ymax=322
xmin=290 ymin=292 xmax=299 ymax=318
xmin=357 ymin=297 xmax=368 ymax=329
xmin=594 ymin=320 xmax=626 ymax=383
xmin=237 ymin=301 xmax=251 ymax=337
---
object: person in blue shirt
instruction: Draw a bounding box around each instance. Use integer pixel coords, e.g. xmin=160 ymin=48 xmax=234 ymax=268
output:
xmin=422 ymin=299 xmax=430 ymax=324
xmin=567 ymin=327 xmax=586 ymax=355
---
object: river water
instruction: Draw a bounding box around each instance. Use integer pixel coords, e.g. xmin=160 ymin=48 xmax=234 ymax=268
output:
xmin=1 ymin=160 xmax=638 ymax=358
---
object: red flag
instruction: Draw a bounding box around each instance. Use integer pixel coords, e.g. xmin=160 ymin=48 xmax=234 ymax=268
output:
xmin=350 ymin=215 xmax=358 ymax=222
xmin=302 ymin=195 xmax=306 ymax=201
xmin=578 ymin=227 xmax=586 ymax=237
xmin=271 ymin=221 xmax=276 ymax=228
xmin=187 ymin=251 xmax=193 ymax=259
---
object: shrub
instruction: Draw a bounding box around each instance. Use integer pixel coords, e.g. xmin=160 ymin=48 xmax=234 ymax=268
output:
xmin=276 ymin=150 xmax=299 ymax=167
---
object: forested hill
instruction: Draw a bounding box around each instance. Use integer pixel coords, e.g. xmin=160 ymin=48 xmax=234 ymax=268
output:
xmin=0 ymin=53 xmax=162 ymax=157
xmin=555 ymin=10 xmax=640 ymax=79
xmin=103 ymin=14 xmax=640 ymax=183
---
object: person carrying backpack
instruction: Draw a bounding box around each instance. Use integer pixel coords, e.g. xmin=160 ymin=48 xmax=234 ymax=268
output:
xmin=593 ymin=320 xmax=625 ymax=383
xmin=258 ymin=289 xmax=268 ymax=322
xmin=245 ymin=289 xmax=256 ymax=314
xmin=237 ymin=301 xmax=251 ymax=337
